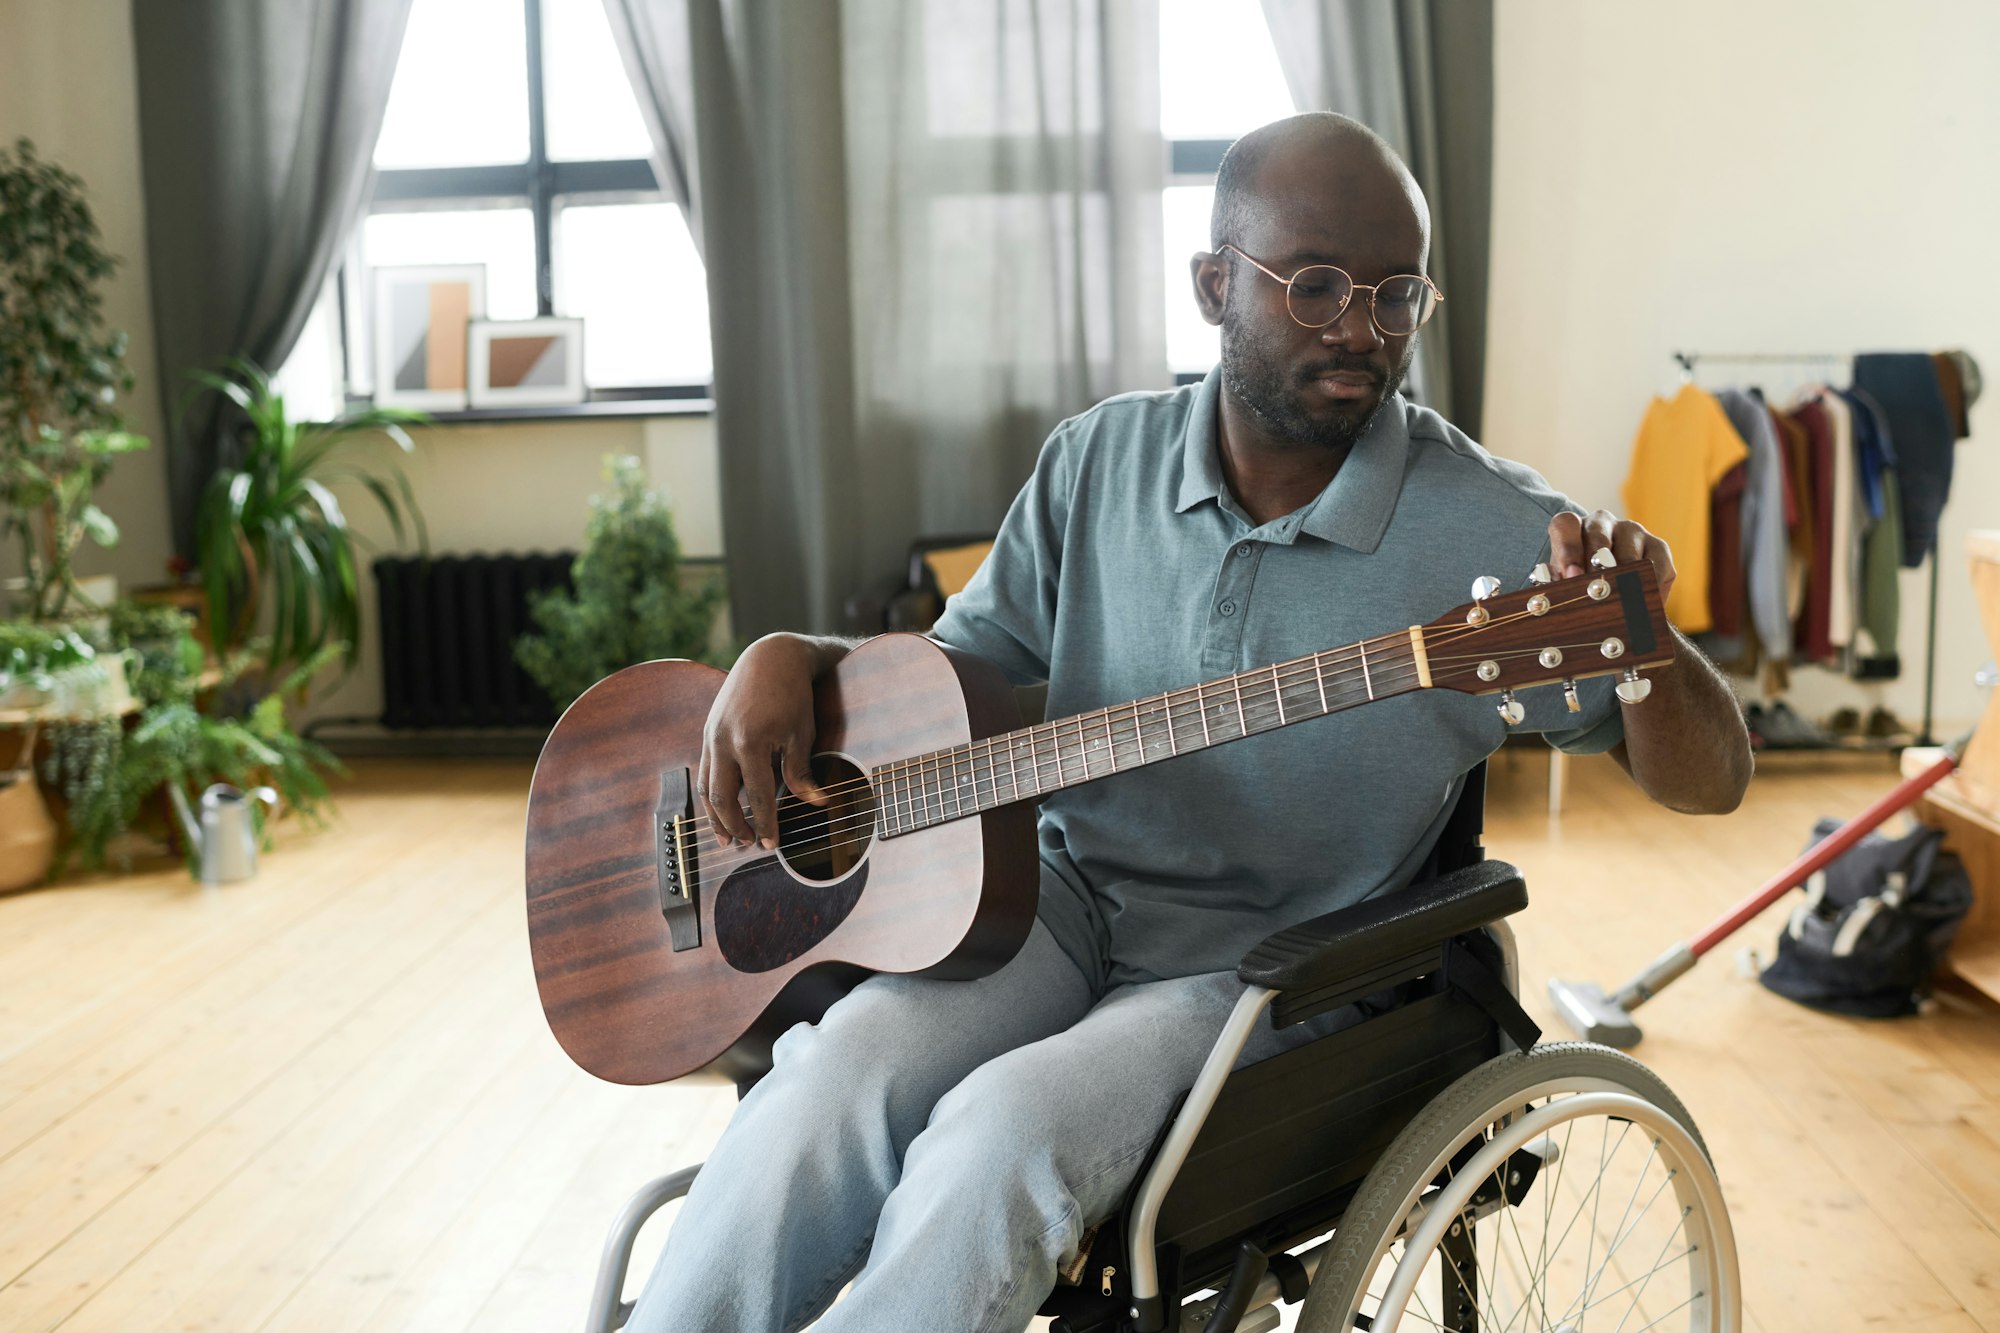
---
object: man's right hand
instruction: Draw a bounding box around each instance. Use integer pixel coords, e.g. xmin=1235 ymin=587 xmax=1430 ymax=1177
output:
xmin=698 ymin=633 xmax=842 ymax=849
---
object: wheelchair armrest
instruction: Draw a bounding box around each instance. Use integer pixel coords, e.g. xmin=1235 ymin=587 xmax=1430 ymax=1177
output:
xmin=1237 ymin=859 xmax=1527 ymax=994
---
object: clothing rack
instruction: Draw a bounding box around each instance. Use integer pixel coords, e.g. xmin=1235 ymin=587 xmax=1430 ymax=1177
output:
xmin=1670 ymin=348 xmax=1941 ymax=748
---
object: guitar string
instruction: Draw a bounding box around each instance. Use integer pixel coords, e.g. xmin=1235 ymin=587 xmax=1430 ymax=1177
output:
xmin=686 ymin=638 xmax=1629 ymax=875
xmin=686 ymin=630 xmax=1639 ymax=873
xmin=738 ymin=637 xmax=1637 ymax=866
xmin=675 ymin=581 xmax=1618 ymax=847
xmin=675 ymin=584 xmax=1625 ymax=853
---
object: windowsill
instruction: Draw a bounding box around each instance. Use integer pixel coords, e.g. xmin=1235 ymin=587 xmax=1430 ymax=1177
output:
xmin=314 ymin=395 xmax=714 ymax=427
xmin=410 ymin=397 xmax=714 ymax=424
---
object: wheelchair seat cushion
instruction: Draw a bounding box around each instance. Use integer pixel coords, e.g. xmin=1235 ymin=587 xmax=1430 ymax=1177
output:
xmin=1238 ymin=859 xmax=1527 ymax=994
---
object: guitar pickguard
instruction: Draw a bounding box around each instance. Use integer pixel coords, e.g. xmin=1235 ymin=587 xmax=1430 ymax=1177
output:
xmin=713 ymin=856 xmax=869 ymax=974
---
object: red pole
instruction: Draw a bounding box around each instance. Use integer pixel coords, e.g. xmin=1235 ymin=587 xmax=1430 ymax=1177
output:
xmin=1686 ymin=750 xmax=1960 ymax=958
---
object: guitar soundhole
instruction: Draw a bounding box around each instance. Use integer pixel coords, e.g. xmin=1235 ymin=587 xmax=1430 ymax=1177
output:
xmin=777 ymin=753 xmax=876 ymax=883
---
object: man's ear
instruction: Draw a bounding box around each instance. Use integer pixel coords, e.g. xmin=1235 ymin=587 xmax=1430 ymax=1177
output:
xmin=1190 ymin=252 xmax=1227 ymax=327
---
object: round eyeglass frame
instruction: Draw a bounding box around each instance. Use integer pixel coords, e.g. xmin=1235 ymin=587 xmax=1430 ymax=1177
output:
xmin=1217 ymin=244 xmax=1444 ymax=336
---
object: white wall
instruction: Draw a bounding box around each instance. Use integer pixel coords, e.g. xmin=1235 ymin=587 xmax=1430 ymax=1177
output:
xmin=1483 ymin=0 xmax=2000 ymax=733
xmin=0 ymin=0 xmax=173 ymax=597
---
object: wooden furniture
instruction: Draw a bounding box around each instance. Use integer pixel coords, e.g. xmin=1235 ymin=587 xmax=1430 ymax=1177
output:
xmin=1901 ymin=528 xmax=2000 ymax=1001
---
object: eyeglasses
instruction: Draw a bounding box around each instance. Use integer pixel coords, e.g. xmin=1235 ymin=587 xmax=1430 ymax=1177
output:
xmin=1218 ymin=244 xmax=1443 ymax=337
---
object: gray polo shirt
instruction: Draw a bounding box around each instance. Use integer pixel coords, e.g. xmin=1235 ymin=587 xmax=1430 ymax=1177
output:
xmin=931 ymin=369 xmax=1623 ymax=990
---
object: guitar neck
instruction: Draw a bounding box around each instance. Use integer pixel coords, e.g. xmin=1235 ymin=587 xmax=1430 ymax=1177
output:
xmin=875 ymin=627 xmax=1434 ymax=837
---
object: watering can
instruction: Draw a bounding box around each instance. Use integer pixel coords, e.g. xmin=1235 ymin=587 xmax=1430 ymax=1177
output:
xmin=167 ymin=782 xmax=278 ymax=885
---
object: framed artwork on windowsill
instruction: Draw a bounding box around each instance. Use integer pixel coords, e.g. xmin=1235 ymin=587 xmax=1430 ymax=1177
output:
xmin=371 ymin=263 xmax=487 ymax=410
xmin=468 ymin=317 xmax=587 ymax=408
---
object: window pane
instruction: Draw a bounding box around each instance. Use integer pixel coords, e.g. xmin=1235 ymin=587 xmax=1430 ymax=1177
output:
xmin=374 ymin=0 xmax=530 ymax=168
xmin=1164 ymin=185 xmax=1218 ymax=375
xmin=271 ymin=277 xmax=344 ymax=422
xmin=1159 ymin=0 xmax=1294 ymax=141
xmin=543 ymin=0 xmax=655 ymax=162
xmin=554 ymin=202 xmax=711 ymax=387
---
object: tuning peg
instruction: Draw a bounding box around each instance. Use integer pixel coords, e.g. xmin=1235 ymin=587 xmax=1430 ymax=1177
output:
xmin=1470 ymin=575 xmax=1500 ymax=601
xmin=1615 ymin=668 xmax=1653 ymax=705
xmin=1496 ymin=691 xmax=1524 ymax=726
xmin=1528 ymin=563 xmax=1553 ymax=585
xmin=1562 ymin=679 xmax=1582 ymax=713
xmin=1590 ymin=547 xmax=1616 ymax=570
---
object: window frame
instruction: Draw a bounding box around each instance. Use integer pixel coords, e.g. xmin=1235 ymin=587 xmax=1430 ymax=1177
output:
xmin=1166 ymin=137 xmax=1233 ymax=386
xmin=339 ymin=0 xmax=711 ymax=413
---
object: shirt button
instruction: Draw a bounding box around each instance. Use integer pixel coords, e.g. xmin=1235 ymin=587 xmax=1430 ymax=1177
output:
xmin=1218 ymin=600 xmax=1237 ymax=616
xmin=1236 ymin=543 xmax=1253 ymax=558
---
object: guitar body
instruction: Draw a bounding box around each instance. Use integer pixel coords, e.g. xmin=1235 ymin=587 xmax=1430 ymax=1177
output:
xmin=524 ymin=634 xmax=1038 ymax=1086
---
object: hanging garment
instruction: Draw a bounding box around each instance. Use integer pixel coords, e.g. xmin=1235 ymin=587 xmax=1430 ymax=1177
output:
xmin=1856 ymin=467 xmax=1904 ymax=678
xmin=1621 ymin=384 xmax=1749 ymax=634
xmin=1706 ymin=460 xmax=1748 ymax=638
xmin=1932 ymin=351 xmax=1970 ymax=440
xmin=1840 ymin=387 xmax=1895 ymax=523
xmin=1853 ymin=353 xmax=1956 ymax=567
xmin=1770 ymin=406 xmax=1811 ymax=621
xmin=1818 ymin=389 xmax=1859 ymax=651
xmin=1716 ymin=389 xmax=1792 ymax=667
xmin=1788 ymin=396 xmax=1836 ymax=663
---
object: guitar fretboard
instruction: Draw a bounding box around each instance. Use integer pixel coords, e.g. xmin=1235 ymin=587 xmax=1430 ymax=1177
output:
xmin=873 ymin=629 xmax=1426 ymax=837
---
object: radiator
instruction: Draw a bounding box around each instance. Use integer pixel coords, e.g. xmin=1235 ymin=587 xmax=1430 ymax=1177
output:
xmin=374 ymin=553 xmax=576 ymax=729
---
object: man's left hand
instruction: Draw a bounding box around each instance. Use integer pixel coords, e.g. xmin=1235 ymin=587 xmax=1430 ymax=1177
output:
xmin=1547 ymin=509 xmax=1675 ymax=605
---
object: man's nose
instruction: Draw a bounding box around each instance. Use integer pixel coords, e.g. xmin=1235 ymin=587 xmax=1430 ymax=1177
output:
xmin=1319 ymin=294 xmax=1382 ymax=351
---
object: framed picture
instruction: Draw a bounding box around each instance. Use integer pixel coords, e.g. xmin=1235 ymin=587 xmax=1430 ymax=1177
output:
xmin=371 ymin=264 xmax=486 ymax=410
xmin=468 ymin=316 xmax=586 ymax=408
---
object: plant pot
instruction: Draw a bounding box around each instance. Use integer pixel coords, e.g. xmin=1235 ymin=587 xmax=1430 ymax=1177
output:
xmin=0 ymin=772 xmax=56 ymax=891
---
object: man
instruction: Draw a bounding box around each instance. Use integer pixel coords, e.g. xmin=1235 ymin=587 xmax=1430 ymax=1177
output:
xmin=628 ymin=112 xmax=1751 ymax=1332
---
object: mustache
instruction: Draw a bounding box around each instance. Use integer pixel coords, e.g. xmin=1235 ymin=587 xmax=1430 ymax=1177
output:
xmin=1296 ymin=354 xmax=1385 ymax=385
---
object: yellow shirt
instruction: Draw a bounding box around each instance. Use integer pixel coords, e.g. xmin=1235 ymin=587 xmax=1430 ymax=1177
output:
xmin=1619 ymin=384 xmax=1749 ymax=634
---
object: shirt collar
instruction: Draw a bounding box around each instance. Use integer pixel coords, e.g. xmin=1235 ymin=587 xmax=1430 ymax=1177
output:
xmin=1175 ymin=365 xmax=1412 ymax=553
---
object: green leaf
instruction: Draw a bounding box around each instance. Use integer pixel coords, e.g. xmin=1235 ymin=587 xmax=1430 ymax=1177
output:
xmin=77 ymin=503 xmax=118 ymax=547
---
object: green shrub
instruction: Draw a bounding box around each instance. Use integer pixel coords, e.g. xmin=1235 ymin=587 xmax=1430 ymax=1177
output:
xmin=515 ymin=455 xmax=729 ymax=713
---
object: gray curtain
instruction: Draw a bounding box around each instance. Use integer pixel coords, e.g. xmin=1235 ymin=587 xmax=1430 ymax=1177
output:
xmin=603 ymin=0 xmax=1169 ymax=638
xmin=132 ymin=0 xmax=414 ymax=557
xmin=1258 ymin=0 xmax=1492 ymax=438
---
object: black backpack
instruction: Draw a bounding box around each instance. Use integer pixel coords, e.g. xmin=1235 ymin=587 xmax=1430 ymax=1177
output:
xmin=1759 ymin=818 xmax=1974 ymax=1018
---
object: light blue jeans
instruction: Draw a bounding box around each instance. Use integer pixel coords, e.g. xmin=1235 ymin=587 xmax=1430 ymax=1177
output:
xmin=626 ymin=919 xmax=1350 ymax=1332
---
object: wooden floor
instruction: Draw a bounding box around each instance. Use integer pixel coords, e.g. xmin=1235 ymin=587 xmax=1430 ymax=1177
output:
xmin=2 ymin=752 xmax=1998 ymax=1331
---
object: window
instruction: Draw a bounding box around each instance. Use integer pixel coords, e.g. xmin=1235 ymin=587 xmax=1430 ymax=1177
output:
xmin=1158 ymin=0 xmax=1295 ymax=378
xmin=276 ymin=0 xmax=711 ymax=418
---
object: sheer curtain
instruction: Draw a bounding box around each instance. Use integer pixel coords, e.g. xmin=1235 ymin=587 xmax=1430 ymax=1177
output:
xmin=132 ymin=0 xmax=415 ymax=556
xmin=1258 ymin=0 xmax=1493 ymax=436
xmin=604 ymin=0 xmax=1170 ymax=638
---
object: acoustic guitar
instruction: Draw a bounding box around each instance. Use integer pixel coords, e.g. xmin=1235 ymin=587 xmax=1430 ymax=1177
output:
xmin=524 ymin=555 xmax=1671 ymax=1085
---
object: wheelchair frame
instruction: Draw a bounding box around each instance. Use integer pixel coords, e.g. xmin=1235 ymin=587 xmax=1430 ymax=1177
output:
xmin=582 ymin=763 xmax=1716 ymax=1333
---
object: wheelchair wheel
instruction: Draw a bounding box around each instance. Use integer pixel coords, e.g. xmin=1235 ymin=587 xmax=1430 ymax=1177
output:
xmin=1300 ymin=1042 xmax=1740 ymax=1333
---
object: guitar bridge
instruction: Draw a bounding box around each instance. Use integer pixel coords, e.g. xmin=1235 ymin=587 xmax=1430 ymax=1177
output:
xmin=658 ymin=768 xmax=701 ymax=951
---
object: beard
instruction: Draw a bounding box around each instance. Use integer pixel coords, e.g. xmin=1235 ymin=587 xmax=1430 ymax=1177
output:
xmin=1219 ymin=305 xmax=1413 ymax=452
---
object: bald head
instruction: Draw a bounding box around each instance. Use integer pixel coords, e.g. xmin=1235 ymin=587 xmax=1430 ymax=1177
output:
xmin=1209 ymin=112 xmax=1429 ymax=261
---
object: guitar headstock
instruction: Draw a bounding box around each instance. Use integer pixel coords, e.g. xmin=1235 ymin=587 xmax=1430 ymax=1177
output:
xmin=1419 ymin=551 xmax=1673 ymax=723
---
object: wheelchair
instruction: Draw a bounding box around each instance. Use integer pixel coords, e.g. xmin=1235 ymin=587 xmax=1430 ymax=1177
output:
xmin=585 ymin=764 xmax=1741 ymax=1332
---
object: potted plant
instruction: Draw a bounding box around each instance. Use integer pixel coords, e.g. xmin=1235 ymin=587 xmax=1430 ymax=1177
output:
xmin=0 ymin=138 xmax=148 ymax=622
xmin=182 ymin=357 xmax=428 ymax=688
xmin=515 ymin=454 xmax=731 ymax=712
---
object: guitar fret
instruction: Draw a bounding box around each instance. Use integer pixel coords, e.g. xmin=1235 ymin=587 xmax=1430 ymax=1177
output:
xmin=1271 ymin=665 xmax=1286 ymax=726
xmin=1232 ymin=675 xmax=1248 ymax=738
xmin=1164 ymin=694 xmax=1178 ymax=755
xmin=1197 ymin=684 xmax=1213 ymax=746
xmin=1009 ymin=734 xmax=1021 ymax=802
xmin=1103 ymin=710 xmax=1119 ymax=771
xmin=1360 ymin=639 xmax=1374 ymax=699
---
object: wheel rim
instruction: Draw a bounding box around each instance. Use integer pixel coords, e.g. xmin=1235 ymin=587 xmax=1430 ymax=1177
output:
xmin=1353 ymin=1084 xmax=1738 ymax=1333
